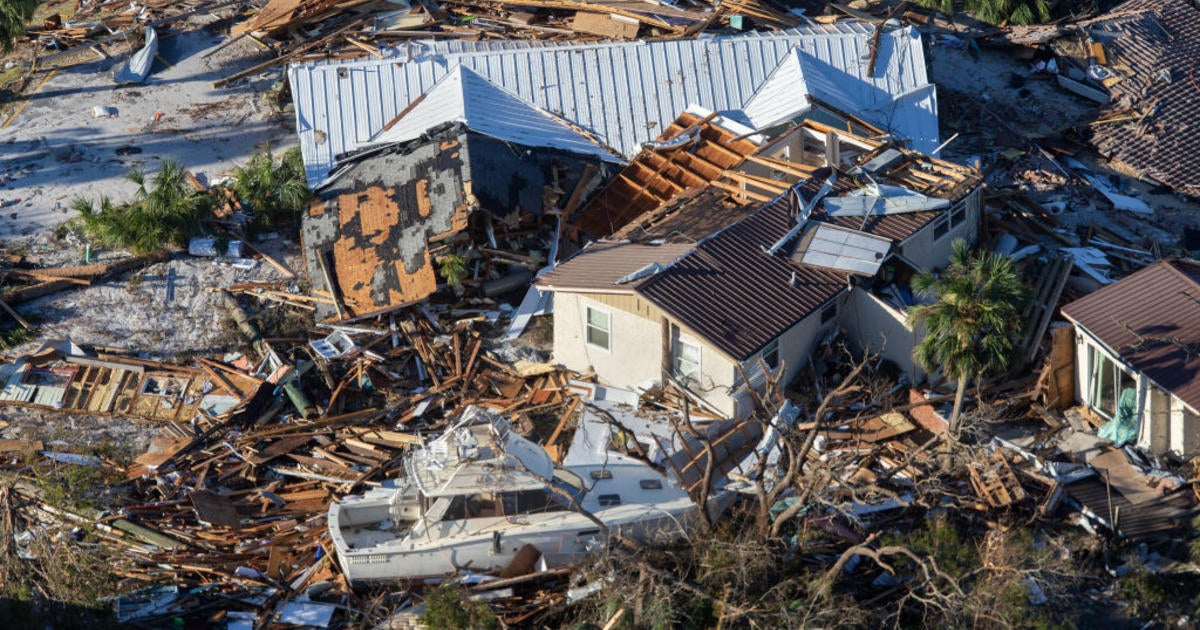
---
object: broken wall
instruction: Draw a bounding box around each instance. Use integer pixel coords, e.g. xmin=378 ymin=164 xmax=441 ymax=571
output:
xmin=303 ymin=126 xmax=614 ymax=320
xmin=840 ymin=287 xmax=925 ymax=384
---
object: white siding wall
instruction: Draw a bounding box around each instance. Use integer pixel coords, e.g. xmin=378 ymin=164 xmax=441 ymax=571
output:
xmin=551 ymin=293 xmax=664 ymax=389
xmin=1073 ymin=324 xmax=1200 ymax=457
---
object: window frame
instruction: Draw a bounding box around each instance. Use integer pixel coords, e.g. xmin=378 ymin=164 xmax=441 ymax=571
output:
xmin=584 ymin=305 xmax=612 ymax=351
xmin=933 ymin=199 xmax=970 ymax=241
xmin=820 ymin=301 xmax=838 ymax=324
xmin=673 ymin=337 xmax=702 ymax=384
xmin=761 ymin=338 xmax=780 ymax=371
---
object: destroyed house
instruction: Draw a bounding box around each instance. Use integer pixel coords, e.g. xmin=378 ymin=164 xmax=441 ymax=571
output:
xmin=1059 ymin=0 xmax=1200 ymax=198
xmin=0 ymin=343 xmax=265 ymax=423
xmin=302 ymin=66 xmax=619 ymax=320
xmin=288 ymin=22 xmax=940 ymax=186
xmin=1061 ymin=259 xmax=1200 ymax=457
xmin=538 ymin=139 xmax=982 ymax=418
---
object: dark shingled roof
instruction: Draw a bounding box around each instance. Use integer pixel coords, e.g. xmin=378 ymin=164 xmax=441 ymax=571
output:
xmin=636 ymin=192 xmax=847 ymax=361
xmin=1087 ymin=0 xmax=1200 ymax=197
xmin=1061 ymin=259 xmax=1200 ymax=413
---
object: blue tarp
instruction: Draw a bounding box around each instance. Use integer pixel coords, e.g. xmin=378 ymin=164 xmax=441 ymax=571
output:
xmin=1098 ymin=387 xmax=1139 ymax=447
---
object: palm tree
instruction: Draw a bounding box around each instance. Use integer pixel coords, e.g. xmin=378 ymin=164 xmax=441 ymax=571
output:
xmin=231 ymin=144 xmax=311 ymax=228
xmin=72 ymin=160 xmax=210 ymax=254
xmin=907 ymin=239 xmax=1028 ymax=435
xmin=0 ymin=0 xmax=34 ymax=53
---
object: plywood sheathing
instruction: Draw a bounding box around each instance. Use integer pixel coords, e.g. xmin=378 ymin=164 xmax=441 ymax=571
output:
xmin=332 ymin=185 xmax=440 ymax=315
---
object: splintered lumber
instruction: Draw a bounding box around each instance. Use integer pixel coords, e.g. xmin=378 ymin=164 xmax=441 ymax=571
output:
xmin=112 ymin=518 xmax=188 ymax=550
xmin=968 ymin=453 xmax=1029 ymax=508
xmin=213 ymin=15 xmax=370 ymax=88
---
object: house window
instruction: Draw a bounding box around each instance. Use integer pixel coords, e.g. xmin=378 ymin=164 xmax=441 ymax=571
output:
xmin=1088 ymin=347 xmax=1135 ymax=420
xmin=820 ymin=302 xmax=838 ymax=324
xmin=585 ymin=307 xmax=610 ymax=350
xmin=674 ymin=338 xmax=701 ymax=383
xmin=933 ymin=200 xmax=969 ymax=241
xmin=761 ymin=338 xmax=780 ymax=370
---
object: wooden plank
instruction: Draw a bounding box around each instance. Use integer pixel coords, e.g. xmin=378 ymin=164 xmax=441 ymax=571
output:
xmin=710 ymin=180 xmax=773 ymax=203
xmin=743 ymin=154 xmax=818 ymax=177
xmin=570 ymin=11 xmax=639 ymax=39
xmin=248 ymin=435 xmax=311 ymax=465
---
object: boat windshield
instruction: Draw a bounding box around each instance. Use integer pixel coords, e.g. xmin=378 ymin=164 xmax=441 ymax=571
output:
xmin=420 ymin=489 xmax=570 ymax=522
xmin=551 ymin=469 xmax=586 ymax=506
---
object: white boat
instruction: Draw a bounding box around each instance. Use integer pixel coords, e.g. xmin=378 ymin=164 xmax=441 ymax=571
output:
xmin=328 ymin=406 xmax=706 ymax=584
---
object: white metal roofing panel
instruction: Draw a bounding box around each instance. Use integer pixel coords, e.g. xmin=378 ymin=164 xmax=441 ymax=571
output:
xmin=742 ymin=52 xmax=811 ymax=129
xmin=0 ymin=364 xmax=33 ymax=403
xmin=33 ymin=385 xmax=66 ymax=408
xmin=370 ymin=66 xmax=620 ymax=161
xmin=290 ymin=24 xmax=936 ymax=185
xmin=798 ymin=223 xmax=892 ymax=276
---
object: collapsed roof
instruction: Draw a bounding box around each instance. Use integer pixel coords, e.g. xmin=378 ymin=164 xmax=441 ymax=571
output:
xmin=1075 ymin=0 xmax=1200 ymax=197
xmin=289 ymin=22 xmax=940 ymax=185
xmin=541 ymin=124 xmax=982 ymax=361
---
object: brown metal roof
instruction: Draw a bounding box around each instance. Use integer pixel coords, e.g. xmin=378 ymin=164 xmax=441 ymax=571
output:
xmin=636 ymin=193 xmax=847 ymax=361
xmin=1086 ymin=0 xmax=1200 ymax=197
xmin=1061 ymin=259 xmax=1200 ymax=413
xmin=535 ymin=241 xmax=695 ymax=293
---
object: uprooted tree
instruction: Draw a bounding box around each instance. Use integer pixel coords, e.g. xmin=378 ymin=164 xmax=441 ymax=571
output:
xmin=70 ymin=147 xmax=311 ymax=254
xmin=230 ymin=144 xmax=310 ymax=230
xmin=915 ymin=0 xmax=1051 ymax=26
xmin=544 ymin=348 xmax=1089 ymax=629
xmin=906 ymin=238 xmax=1028 ymax=436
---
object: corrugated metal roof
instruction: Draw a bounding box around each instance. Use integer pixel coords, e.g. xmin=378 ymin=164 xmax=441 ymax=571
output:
xmin=370 ymin=66 xmax=621 ymax=163
xmin=289 ymin=23 xmax=937 ymax=184
xmin=1061 ymin=259 xmax=1200 ymax=413
xmin=742 ymin=51 xmax=810 ymax=129
xmin=536 ymin=241 xmax=694 ymax=293
xmin=636 ymin=192 xmax=847 ymax=360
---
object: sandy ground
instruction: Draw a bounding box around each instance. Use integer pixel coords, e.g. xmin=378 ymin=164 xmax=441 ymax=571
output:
xmin=0 ymin=22 xmax=296 ymax=238
xmin=2 ymin=231 xmax=307 ymax=357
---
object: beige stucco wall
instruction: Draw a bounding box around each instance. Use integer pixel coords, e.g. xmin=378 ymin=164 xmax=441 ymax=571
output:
xmin=550 ymin=292 xmax=665 ymax=390
xmin=840 ymin=287 xmax=926 ymax=383
xmin=896 ymin=188 xmax=982 ymax=271
xmin=549 ymin=291 xmax=740 ymax=416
